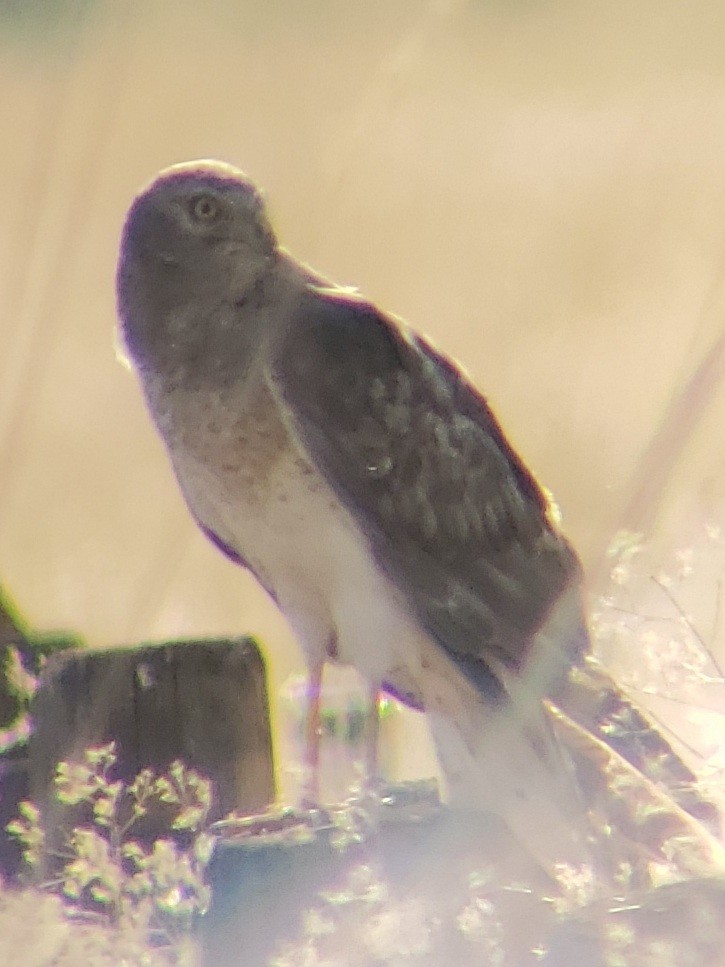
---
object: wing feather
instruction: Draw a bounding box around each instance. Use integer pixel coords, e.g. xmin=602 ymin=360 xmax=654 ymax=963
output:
xmin=270 ymin=286 xmax=585 ymax=689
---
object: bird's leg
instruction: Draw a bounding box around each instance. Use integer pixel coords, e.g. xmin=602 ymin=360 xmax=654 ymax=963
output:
xmin=363 ymin=681 xmax=382 ymax=794
xmin=300 ymin=661 xmax=324 ymax=808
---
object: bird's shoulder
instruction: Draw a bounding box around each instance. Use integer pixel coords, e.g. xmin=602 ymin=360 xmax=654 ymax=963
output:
xmin=274 ymin=281 xmax=552 ymax=532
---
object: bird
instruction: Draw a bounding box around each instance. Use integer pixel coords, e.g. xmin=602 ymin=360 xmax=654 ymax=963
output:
xmin=116 ymin=160 xmax=715 ymax=878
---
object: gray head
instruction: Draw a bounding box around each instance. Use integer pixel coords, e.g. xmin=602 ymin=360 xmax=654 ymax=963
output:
xmin=117 ymin=160 xmax=277 ymax=376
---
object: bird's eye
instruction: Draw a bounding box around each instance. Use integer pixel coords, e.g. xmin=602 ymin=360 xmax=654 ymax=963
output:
xmin=190 ymin=194 xmax=219 ymax=222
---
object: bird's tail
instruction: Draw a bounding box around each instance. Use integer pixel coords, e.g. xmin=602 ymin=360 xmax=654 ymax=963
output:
xmin=547 ymin=700 xmax=725 ymax=883
xmin=419 ymin=634 xmax=596 ymax=879
xmin=422 ymin=634 xmax=722 ymax=887
xmin=551 ymin=655 xmax=720 ymax=833
xmin=526 ymin=584 xmax=720 ymax=832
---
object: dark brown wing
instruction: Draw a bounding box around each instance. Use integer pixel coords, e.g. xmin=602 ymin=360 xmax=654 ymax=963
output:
xmin=271 ymin=286 xmax=585 ymax=692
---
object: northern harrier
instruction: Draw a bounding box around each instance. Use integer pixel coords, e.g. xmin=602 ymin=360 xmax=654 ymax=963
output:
xmin=116 ymin=161 xmax=711 ymax=876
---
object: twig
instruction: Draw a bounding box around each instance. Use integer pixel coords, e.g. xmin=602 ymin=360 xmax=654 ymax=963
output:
xmin=651 ymin=576 xmax=725 ymax=680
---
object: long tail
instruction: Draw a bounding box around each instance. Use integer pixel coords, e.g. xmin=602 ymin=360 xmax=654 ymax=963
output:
xmin=551 ymin=654 xmax=720 ymax=832
xmin=548 ymin=700 xmax=725 ymax=881
xmin=418 ymin=634 xmax=595 ymax=879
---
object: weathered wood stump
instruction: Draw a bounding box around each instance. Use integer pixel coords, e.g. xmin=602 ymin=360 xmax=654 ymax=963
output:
xmin=29 ymin=637 xmax=275 ymax=837
xmin=203 ymin=800 xmax=552 ymax=967
xmin=0 ymin=584 xmax=79 ymax=877
xmin=202 ymin=801 xmax=725 ymax=967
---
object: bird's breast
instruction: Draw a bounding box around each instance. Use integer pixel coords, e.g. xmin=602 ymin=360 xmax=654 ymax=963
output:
xmin=148 ymin=373 xmax=324 ymax=563
xmin=142 ymin=372 xmax=405 ymax=669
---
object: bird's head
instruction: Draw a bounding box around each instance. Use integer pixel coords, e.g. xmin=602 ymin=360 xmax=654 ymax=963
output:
xmin=117 ymin=160 xmax=277 ymax=373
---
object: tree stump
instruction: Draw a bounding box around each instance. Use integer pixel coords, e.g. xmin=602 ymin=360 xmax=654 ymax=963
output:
xmin=202 ymin=803 xmax=725 ymax=967
xmin=0 ymin=584 xmax=79 ymax=877
xmin=29 ymin=637 xmax=275 ymax=838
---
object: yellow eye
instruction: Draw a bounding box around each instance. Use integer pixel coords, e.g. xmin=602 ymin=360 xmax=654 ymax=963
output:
xmin=191 ymin=194 xmax=219 ymax=221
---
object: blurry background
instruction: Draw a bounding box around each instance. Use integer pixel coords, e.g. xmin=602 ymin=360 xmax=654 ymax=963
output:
xmin=2 ymin=0 xmax=725 ymax=796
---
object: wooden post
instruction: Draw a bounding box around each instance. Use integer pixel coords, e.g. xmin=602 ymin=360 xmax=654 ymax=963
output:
xmin=29 ymin=638 xmax=275 ymax=832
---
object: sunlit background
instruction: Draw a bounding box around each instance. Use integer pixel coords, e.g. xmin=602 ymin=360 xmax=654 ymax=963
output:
xmin=2 ymin=0 xmax=725 ymax=797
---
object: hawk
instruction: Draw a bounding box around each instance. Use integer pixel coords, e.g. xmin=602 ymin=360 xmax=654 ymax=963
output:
xmin=116 ymin=161 xmax=712 ymax=877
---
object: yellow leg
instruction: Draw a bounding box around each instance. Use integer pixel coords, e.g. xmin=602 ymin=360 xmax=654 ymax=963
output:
xmin=364 ymin=682 xmax=382 ymax=793
xmin=301 ymin=663 xmax=323 ymax=807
